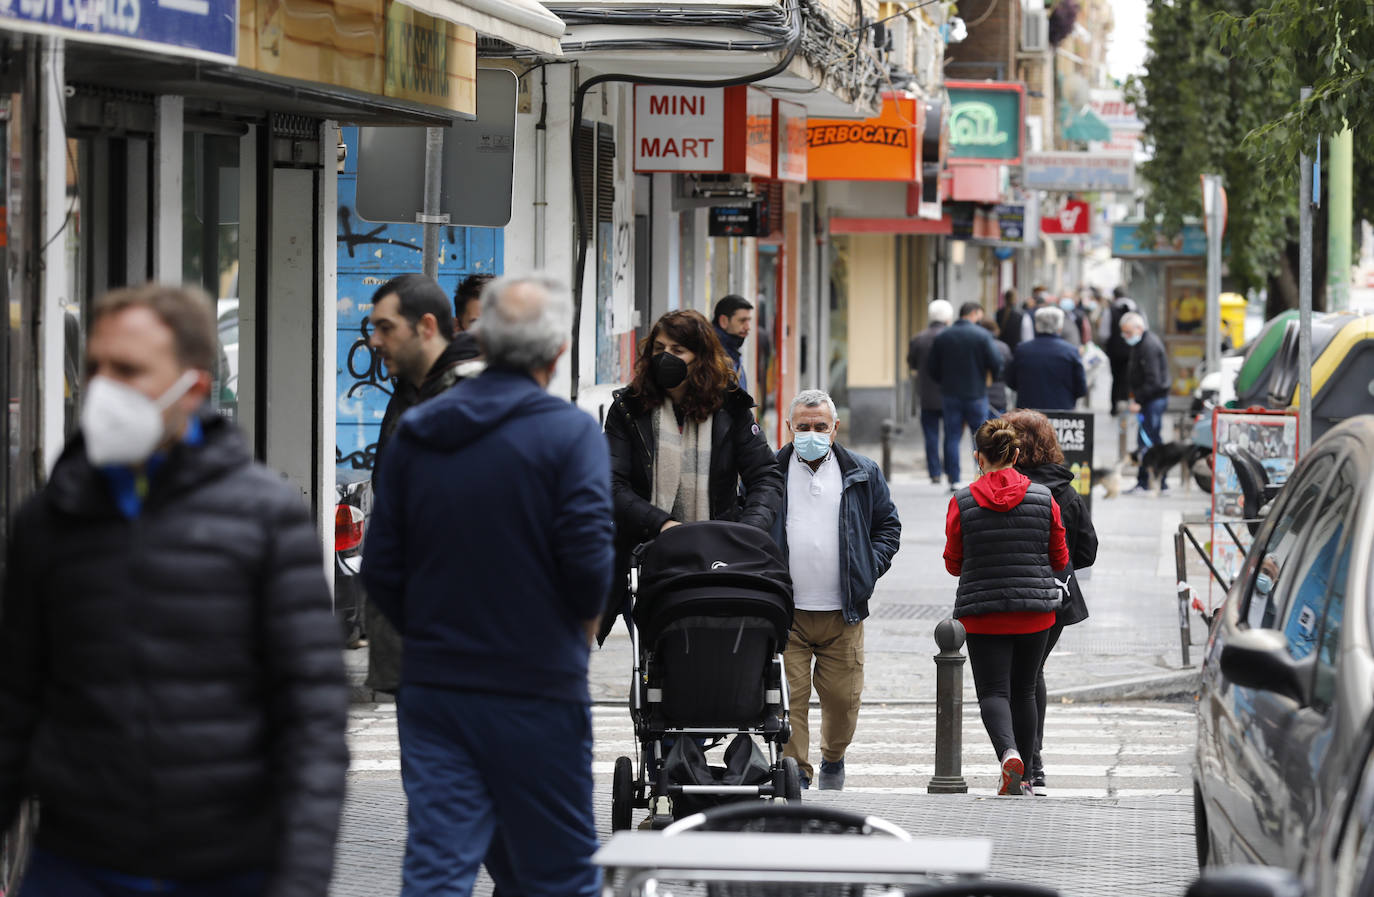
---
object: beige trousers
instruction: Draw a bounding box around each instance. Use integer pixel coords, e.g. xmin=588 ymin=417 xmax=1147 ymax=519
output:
xmin=781 ymin=609 xmax=864 ymax=782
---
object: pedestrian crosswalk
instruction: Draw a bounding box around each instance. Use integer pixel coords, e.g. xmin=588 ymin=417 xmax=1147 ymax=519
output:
xmin=346 ymin=700 xmax=1197 ymax=798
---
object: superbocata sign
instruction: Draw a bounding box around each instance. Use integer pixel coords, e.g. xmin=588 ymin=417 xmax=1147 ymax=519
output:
xmin=806 ymin=94 xmax=922 ymax=182
xmin=633 ymin=85 xmax=772 ymax=175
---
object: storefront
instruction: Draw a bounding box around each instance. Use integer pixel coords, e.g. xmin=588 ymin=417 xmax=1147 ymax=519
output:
xmin=0 ymin=0 xmax=565 ymax=575
xmin=1112 ymin=220 xmax=1209 ymax=400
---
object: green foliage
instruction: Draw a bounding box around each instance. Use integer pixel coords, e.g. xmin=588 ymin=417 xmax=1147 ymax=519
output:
xmin=1131 ymin=0 xmax=1374 ymax=304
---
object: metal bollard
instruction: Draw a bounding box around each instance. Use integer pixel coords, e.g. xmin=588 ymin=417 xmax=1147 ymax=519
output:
xmin=928 ymin=618 xmax=969 ymax=794
xmin=1174 ymin=531 xmax=1192 ymax=666
xmin=880 ymin=418 xmax=899 ymax=481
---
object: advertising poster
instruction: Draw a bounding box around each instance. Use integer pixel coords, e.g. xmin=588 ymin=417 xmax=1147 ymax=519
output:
xmin=1042 ymin=411 xmax=1095 ymax=514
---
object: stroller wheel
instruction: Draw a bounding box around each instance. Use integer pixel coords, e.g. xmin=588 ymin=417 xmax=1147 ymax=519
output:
xmin=611 ymin=756 xmax=634 ymax=831
xmin=781 ymin=757 xmax=802 ymax=803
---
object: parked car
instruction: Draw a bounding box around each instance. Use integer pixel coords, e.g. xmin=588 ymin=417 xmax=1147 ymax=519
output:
xmin=334 ymin=467 xmax=372 ymax=644
xmin=1195 ymin=415 xmax=1374 ymax=870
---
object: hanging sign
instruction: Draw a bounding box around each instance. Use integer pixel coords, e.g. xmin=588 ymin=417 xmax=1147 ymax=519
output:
xmin=946 ymin=81 xmax=1024 ymax=164
xmin=995 ymin=204 xmax=1025 ymax=242
xmin=1041 ymin=199 xmax=1091 ymax=236
xmin=805 ymin=94 xmax=922 ymax=182
xmin=633 ymin=85 xmax=773 ymax=175
xmin=708 ymin=205 xmax=762 ymax=237
xmin=1024 ymin=151 xmax=1136 ymax=193
xmin=773 ymin=99 xmax=808 ymax=182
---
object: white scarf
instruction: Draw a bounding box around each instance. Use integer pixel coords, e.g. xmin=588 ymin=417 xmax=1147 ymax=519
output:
xmin=652 ymin=399 xmax=713 ymax=524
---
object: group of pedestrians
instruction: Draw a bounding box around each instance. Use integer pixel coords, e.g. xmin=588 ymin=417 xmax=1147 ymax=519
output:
xmin=909 ymin=285 xmax=1173 ymax=494
xmin=0 ymin=269 xmax=1115 ymax=897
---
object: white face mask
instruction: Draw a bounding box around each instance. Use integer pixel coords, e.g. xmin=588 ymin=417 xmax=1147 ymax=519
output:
xmin=80 ymin=371 xmax=200 ymax=467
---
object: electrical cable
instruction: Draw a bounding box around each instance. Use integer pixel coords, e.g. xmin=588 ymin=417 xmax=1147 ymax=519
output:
xmin=567 ymin=0 xmax=805 ymax=400
xmin=964 ymin=0 xmax=999 ymax=29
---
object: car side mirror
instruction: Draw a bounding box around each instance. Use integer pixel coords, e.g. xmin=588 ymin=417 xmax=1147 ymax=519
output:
xmin=1185 ymin=865 xmax=1305 ymax=897
xmin=1220 ymin=629 xmax=1314 ymax=705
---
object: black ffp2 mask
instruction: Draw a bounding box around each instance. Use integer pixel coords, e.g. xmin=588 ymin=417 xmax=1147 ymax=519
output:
xmin=651 ymin=352 xmax=689 ymax=390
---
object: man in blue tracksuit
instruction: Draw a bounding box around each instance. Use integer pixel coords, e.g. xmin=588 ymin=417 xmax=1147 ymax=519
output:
xmin=363 ymin=275 xmax=614 ymax=897
xmin=771 ymin=390 xmax=901 ymax=792
xmin=928 ymin=301 xmax=1004 ymax=488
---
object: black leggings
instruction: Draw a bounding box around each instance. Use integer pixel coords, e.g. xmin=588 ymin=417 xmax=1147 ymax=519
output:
xmin=966 ymin=629 xmax=1052 ymax=764
xmin=1033 ymin=620 xmax=1066 ymax=774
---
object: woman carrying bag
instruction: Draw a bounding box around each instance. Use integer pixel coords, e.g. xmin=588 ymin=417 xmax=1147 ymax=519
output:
xmin=944 ymin=419 xmax=1070 ymax=796
xmin=1003 ymin=410 xmax=1098 ymax=792
xmin=601 ymin=310 xmax=784 ymax=642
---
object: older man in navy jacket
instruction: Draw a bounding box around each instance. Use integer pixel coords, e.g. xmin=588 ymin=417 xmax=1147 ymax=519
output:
xmin=771 ymin=390 xmax=901 ymax=792
xmin=1007 ymin=306 xmax=1087 ymax=411
xmin=363 ymin=275 xmax=614 ymax=897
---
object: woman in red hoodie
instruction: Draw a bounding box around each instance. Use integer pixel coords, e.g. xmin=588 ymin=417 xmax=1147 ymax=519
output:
xmin=944 ymin=419 xmax=1070 ymax=796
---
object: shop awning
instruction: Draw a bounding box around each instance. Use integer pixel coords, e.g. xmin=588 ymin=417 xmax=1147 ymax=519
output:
xmin=1062 ymin=106 xmax=1112 ymax=143
xmin=396 ymin=0 xmax=566 ymax=55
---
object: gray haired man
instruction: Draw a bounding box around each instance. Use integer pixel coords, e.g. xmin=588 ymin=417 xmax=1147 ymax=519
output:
xmin=770 ymin=390 xmax=902 ymax=790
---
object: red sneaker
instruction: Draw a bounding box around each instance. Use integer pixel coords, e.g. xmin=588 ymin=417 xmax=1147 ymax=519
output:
xmin=998 ymin=749 xmax=1025 ymax=796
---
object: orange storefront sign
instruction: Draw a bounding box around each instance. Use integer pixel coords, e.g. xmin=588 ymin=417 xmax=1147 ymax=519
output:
xmin=806 ymin=95 xmax=923 ymax=181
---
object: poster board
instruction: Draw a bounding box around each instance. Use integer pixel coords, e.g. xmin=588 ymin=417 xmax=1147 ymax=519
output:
xmin=1208 ymin=408 xmax=1299 ymax=610
xmin=1043 ymin=411 xmax=1095 ymax=514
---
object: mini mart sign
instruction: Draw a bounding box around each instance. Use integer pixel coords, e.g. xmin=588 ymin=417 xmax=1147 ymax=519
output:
xmin=634 ymin=85 xmax=772 ymax=175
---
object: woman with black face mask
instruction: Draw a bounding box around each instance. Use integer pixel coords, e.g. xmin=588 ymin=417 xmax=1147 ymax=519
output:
xmin=600 ymin=309 xmax=784 ymax=643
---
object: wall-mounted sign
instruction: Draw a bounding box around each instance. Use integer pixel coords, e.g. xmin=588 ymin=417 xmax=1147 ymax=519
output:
xmin=708 ymin=205 xmax=761 ymax=237
xmin=773 ymin=99 xmax=808 ymax=183
xmin=0 ymin=0 xmax=237 ymax=60
xmin=1023 ymin=151 xmax=1136 ymax=193
xmin=240 ymin=0 xmax=476 ymax=115
xmin=995 ymin=204 xmax=1025 ymax=243
xmin=1041 ymin=198 xmax=1091 ymax=236
xmin=946 ymin=81 xmax=1025 ymax=164
xmin=806 ymin=94 xmax=922 ymax=182
xmin=1111 ymin=223 xmax=1207 ymax=258
xmin=633 ymin=85 xmax=773 ymax=175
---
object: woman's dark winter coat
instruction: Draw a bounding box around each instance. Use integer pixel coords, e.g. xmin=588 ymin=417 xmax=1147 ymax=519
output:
xmin=0 ymin=409 xmax=348 ymax=897
xmin=601 ymin=385 xmax=784 ymax=640
xmin=1018 ymin=461 xmax=1099 ymax=626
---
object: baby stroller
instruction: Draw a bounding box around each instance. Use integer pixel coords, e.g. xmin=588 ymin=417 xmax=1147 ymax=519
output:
xmin=611 ymin=520 xmax=797 ymax=830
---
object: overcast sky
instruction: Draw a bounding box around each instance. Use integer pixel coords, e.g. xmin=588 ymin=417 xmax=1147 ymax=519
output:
xmin=1107 ymin=1 xmax=1149 ymax=83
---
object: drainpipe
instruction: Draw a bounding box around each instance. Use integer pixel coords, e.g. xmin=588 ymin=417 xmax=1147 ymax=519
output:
xmin=534 ymin=66 xmax=548 ymax=269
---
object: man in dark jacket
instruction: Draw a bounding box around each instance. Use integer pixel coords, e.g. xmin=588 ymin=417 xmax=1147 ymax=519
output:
xmin=906 ymin=299 xmax=953 ymax=484
xmin=363 ymin=275 xmax=614 ymax=897
xmin=772 ymin=390 xmax=900 ymax=792
xmin=0 ymin=284 xmax=348 ymax=897
xmin=713 ymin=294 xmax=754 ymax=392
xmin=929 ymin=302 xmax=1003 ymax=488
xmin=1007 ymin=307 xmax=1088 ymax=411
xmin=1122 ymin=311 xmax=1174 ymax=492
xmin=365 ymin=273 xmax=483 ymax=690
xmin=1101 ymin=286 xmax=1139 ymax=414
xmin=995 ymin=289 xmax=1031 ymax=353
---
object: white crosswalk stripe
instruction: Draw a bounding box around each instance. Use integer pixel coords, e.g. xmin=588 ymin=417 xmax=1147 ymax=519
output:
xmin=346 ymin=701 xmax=1196 ymax=798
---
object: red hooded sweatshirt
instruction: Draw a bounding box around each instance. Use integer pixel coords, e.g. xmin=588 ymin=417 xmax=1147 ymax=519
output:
xmin=944 ymin=467 xmax=1070 ymax=635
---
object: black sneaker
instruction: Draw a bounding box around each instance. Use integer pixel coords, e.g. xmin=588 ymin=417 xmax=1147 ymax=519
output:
xmin=1031 ymin=769 xmax=1046 ymax=789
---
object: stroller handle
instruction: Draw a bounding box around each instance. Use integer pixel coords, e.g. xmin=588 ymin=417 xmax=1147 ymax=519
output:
xmin=662 ymin=801 xmax=911 ymax=840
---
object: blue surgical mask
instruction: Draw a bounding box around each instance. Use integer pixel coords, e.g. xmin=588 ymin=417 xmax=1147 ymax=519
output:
xmin=1256 ymin=572 xmax=1274 ymax=595
xmin=794 ymin=432 xmax=831 ymax=462
xmin=1124 ymin=333 xmax=1143 ymax=347
xmin=1059 ymin=298 xmax=1076 ymax=312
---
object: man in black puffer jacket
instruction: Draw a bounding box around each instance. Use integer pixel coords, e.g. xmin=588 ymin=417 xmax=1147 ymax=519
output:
xmin=0 ymin=284 xmax=348 ymax=897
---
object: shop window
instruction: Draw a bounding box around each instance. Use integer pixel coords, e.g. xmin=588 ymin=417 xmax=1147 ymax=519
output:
xmin=182 ymin=132 xmax=242 ymax=425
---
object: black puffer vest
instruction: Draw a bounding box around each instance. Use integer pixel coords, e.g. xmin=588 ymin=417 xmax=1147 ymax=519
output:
xmin=952 ymin=482 xmax=1061 ymax=618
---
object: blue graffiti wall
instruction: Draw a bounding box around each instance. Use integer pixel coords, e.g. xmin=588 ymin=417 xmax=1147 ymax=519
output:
xmin=336 ymin=126 xmax=504 ymax=470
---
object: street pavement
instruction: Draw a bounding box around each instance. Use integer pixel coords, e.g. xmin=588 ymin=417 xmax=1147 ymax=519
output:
xmin=335 ymin=381 xmax=1215 ymax=896
xmin=336 ymin=699 xmax=1198 ymax=896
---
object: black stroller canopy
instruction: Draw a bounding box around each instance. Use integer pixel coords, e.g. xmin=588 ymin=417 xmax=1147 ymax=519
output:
xmin=635 ymin=521 xmax=794 ymax=644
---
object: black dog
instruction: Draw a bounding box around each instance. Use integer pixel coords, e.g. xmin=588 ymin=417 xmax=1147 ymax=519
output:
xmin=1138 ymin=442 xmax=1209 ymax=493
